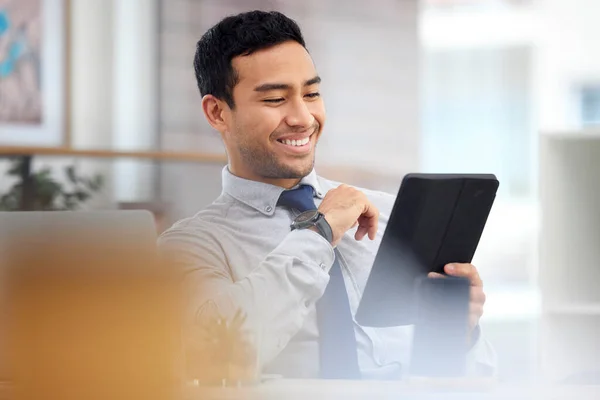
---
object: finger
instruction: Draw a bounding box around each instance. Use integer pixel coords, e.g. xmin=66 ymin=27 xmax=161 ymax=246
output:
xmin=369 ymin=220 xmax=379 ymax=240
xmin=355 ymin=225 xmax=368 ymax=241
xmin=470 ymin=286 xmax=486 ymax=305
xmin=357 ymin=212 xmax=378 ymax=241
xmin=445 ymin=263 xmax=483 ymax=287
xmin=428 ymin=272 xmax=445 ymax=279
xmin=359 ymin=198 xmax=379 ymax=221
xmin=368 ymin=217 xmax=378 ymax=240
xmin=355 ymin=219 xmax=372 ymax=241
xmin=360 ymin=203 xmax=379 ymax=240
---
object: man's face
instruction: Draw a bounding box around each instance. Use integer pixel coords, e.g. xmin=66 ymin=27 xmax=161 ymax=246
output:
xmin=223 ymin=41 xmax=325 ymax=182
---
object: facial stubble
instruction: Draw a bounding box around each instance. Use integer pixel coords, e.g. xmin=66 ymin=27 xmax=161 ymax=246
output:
xmin=236 ymin=124 xmax=318 ymax=180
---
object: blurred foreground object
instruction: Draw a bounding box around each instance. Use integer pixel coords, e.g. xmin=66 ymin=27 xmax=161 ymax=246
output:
xmin=184 ymin=303 xmax=259 ymax=387
xmin=0 ymin=211 xmax=182 ymax=400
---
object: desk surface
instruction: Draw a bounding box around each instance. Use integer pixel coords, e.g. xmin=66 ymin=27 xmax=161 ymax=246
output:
xmin=3 ymin=379 xmax=600 ymax=400
xmin=185 ymin=378 xmax=600 ymax=400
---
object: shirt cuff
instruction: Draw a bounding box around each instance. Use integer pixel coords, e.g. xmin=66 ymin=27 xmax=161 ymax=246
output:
xmin=468 ymin=324 xmax=481 ymax=349
xmin=465 ymin=325 xmax=497 ymax=377
xmin=269 ymin=228 xmax=336 ymax=304
xmin=276 ymin=228 xmax=336 ymax=272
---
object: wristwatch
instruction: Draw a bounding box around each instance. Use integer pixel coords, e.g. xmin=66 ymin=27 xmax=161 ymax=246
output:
xmin=291 ymin=210 xmax=333 ymax=244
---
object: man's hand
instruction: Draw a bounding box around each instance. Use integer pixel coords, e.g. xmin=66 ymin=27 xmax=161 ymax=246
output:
xmin=317 ymin=184 xmax=379 ymax=247
xmin=428 ymin=263 xmax=486 ymax=334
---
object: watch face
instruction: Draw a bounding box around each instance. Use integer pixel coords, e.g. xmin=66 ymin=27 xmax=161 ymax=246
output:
xmin=296 ymin=210 xmax=319 ymax=224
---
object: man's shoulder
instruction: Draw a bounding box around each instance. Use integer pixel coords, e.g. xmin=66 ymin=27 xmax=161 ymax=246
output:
xmin=159 ymin=194 xmax=232 ymax=243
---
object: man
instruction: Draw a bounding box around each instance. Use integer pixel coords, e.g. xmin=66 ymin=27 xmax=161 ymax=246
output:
xmin=159 ymin=10 xmax=495 ymax=380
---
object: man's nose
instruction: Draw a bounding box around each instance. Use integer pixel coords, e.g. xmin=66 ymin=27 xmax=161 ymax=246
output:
xmin=285 ymin=98 xmax=315 ymax=129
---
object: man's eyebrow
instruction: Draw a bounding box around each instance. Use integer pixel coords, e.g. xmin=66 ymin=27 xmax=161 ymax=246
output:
xmin=254 ymin=82 xmax=290 ymax=92
xmin=304 ymin=76 xmax=321 ymax=86
xmin=253 ymin=76 xmax=321 ymax=92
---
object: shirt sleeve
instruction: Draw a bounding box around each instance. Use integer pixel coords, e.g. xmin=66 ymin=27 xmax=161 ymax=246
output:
xmin=465 ymin=325 xmax=498 ymax=377
xmin=158 ymin=226 xmax=335 ymax=370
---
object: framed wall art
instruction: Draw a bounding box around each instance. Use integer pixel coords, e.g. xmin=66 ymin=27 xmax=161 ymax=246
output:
xmin=0 ymin=0 xmax=68 ymax=147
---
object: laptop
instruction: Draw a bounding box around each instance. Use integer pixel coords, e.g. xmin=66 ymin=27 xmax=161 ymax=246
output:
xmin=0 ymin=211 xmax=181 ymax=400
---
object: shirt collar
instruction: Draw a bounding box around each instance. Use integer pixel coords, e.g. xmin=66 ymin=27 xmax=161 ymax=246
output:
xmin=221 ymin=166 xmax=325 ymax=216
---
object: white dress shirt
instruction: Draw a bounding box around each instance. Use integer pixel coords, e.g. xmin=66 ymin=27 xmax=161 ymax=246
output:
xmin=158 ymin=167 xmax=497 ymax=379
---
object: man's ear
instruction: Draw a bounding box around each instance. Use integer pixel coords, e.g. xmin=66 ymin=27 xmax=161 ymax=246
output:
xmin=201 ymin=94 xmax=230 ymax=133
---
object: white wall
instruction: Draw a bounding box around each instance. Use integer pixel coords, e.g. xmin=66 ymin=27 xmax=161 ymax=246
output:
xmin=67 ymin=0 xmax=115 ymax=208
xmin=70 ymin=0 xmax=114 ymax=151
xmin=536 ymin=0 xmax=600 ymax=130
xmin=112 ymin=0 xmax=159 ymax=202
xmin=48 ymin=0 xmax=158 ymax=209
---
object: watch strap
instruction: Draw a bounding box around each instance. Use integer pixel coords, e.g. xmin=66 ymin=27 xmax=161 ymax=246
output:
xmin=292 ymin=210 xmax=333 ymax=244
xmin=314 ymin=214 xmax=333 ymax=244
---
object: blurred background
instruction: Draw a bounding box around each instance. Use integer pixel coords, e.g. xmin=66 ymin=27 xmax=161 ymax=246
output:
xmin=1 ymin=0 xmax=599 ymax=385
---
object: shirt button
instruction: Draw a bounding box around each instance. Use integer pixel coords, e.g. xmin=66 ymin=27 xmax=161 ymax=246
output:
xmin=304 ymin=300 xmax=310 ymax=308
xmin=265 ymin=206 xmax=273 ymax=212
xmin=319 ymin=263 xmax=326 ymax=269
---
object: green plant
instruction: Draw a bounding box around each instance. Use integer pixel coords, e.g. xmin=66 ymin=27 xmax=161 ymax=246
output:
xmin=0 ymin=157 xmax=104 ymax=211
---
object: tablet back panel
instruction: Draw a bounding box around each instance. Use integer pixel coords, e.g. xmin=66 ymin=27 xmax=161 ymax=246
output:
xmin=409 ymin=276 xmax=471 ymax=377
xmin=355 ymin=174 xmax=498 ymax=327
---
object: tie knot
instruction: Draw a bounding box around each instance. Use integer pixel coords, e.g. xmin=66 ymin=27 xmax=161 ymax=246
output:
xmin=277 ymin=185 xmax=316 ymax=212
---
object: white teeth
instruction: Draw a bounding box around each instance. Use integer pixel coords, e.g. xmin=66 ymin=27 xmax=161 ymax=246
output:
xmin=282 ymin=137 xmax=310 ymax=146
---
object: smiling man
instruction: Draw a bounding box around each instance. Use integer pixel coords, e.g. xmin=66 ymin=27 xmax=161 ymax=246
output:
xmin=159 ymin=10 xmax=496 ymax=380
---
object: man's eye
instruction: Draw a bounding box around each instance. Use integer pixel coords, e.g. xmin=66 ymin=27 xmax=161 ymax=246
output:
xmin=305 ymin=92 xmax=320 ymax=99
xmin=263 ymin=98 xmax=284 ymax=103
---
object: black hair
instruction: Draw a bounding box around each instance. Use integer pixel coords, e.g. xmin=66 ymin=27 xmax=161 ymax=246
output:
xmin=193 ymin=10 xmax=306 ymax=109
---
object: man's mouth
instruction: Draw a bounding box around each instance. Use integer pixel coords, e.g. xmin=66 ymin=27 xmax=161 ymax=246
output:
xmin=276 ymin=136 xmax=311 ymax=147
xmin=274 ymin=132 xmax=314 ymax=154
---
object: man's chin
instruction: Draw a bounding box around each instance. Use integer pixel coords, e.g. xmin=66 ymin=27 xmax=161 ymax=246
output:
xmin=262 ymin=162 xmax=314 ymax=180
xmin=283 ymin=160 xmax=314 ymax=179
